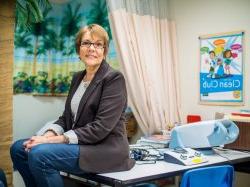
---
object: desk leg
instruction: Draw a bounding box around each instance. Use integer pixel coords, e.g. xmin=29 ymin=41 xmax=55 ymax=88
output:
xmin=175 ymin=176 xmax=180 ymax=187
xmin=113 ymin=180 xmax=124 ymax=187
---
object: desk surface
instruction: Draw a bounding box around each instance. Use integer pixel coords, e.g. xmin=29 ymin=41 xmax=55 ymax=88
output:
xmin=68 ymin=149 xmax=250 ymax=186
xmin=227 ymin=114 xmax=250 ymax=122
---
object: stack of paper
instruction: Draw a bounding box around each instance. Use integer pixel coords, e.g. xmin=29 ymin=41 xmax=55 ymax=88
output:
xmin=137 ymin=134 xmax=170 ymax=148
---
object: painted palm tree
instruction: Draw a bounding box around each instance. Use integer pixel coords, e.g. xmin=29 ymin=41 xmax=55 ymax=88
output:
xmin=60 ymin=3 xmax=83 ymax=75
xmin=16 ymin=0 xmax=51 ymax=29
xmin=29 ymin=8 xmax=54 ymax=76
xmin=15 ymin=0 xmax=52 ymax=93
xmin=13 ymin=26 xmax=34 ymax=93
xmin=16 ymin=0 xmax=52 ymax=77
xmin=86 ymin=0 xmax=112 ymax=40
xmin=39 ymin=28 xmax=60 ymax=84
xmin=14 ymin=26 xmax=33 ymax=53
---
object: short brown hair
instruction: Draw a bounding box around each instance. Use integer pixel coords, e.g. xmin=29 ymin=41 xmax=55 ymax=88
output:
xmin=223 ymin=49 xmax=232 ymax=58
xmin=75 ymin=24 xmax=109 ymax=56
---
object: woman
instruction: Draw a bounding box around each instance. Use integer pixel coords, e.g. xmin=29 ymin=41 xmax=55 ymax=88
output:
xmin=10 ymin=24 xmax=135 ymax=187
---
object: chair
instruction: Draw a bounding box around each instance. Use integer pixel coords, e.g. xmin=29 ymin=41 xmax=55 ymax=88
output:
xmin=215 ymin=112 xmax=225 ymax=120
xmin=187 ymin=115 xmax=201 ymax=123
xmin=180 ymin=165 xmax=234 ymax=187
xmin=0 ymin=169 xmax=7 ymax=187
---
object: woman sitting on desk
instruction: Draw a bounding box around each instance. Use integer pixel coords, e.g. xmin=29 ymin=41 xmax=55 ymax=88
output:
xmin=10 ymin=24 xmax=135 ymax=187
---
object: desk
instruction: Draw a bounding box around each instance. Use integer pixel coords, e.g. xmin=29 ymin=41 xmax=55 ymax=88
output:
xmin=63 ymin=149 xmax=250 ymax=187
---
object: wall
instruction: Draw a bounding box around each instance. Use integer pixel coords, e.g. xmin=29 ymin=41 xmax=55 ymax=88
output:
xmin=0 ymin=1 xmax=15 ymax=186
xmin=13 ymin=95 xmax=66 ymax=140
xmin=168 ymin=0 xmax=250 ymax=121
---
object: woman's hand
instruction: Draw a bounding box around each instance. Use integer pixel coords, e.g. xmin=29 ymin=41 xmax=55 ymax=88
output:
xmin=23 ymin=134 xmax=68 ymax=152
xmin=23 ymin=136 xmax=49 ymax=151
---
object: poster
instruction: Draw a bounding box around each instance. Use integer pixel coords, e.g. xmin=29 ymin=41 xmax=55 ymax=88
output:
xmin=199 ymin=31 xmax=244 ymax=105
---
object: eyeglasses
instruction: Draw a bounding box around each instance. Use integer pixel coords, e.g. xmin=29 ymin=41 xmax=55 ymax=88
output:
xmin=80 ymin=41 xmax=104 ymax=49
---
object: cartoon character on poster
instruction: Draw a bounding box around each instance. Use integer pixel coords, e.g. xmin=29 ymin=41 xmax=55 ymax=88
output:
xmin=206 ymin=51 xmax=216 ymax=78
xmin=200 ymin=32 xmax=243 ymax=104
xmin=215 ymin=58 xmax=224 ymax=78
xmin=223 ymin=49 xmax=233 ymax=75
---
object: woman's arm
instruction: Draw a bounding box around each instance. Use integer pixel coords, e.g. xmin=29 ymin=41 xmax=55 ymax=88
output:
xmin=24 ymin=134 xmax=69 ymax=150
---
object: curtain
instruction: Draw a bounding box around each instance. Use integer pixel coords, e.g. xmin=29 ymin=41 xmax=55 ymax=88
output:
xmin=107 ymin=0 xmax=181 ymax=134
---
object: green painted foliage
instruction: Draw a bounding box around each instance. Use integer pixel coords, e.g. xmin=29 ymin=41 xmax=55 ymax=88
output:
xmin=16 ymin=0 xmax=51 ymax=30
xmin=13 ymin=72 xmax=71 ymax=94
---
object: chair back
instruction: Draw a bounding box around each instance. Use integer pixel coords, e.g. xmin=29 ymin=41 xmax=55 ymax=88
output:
xmin=0 ymin=169 xmax=7 ymax=187
xmin=187 ymin=115 xmax=201 ymax=123
xmin=180 ymin=165 xmax=234 ymax=187
xmin=215 ymin=112 xmax=225 ymax=120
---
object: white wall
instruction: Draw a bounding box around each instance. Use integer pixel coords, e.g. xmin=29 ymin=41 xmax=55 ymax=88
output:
xmin=13 ymin=95 xmax=66 ymax=140
xmin=169 ymin=0 xmax=250 ymax=121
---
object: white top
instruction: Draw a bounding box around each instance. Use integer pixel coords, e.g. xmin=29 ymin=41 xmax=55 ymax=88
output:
xmin=71 ymin=80 xmax=90 ymax=121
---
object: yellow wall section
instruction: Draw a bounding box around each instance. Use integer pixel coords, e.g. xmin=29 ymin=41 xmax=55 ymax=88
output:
xmin=0 ymin=0 xmax=14 ymax=186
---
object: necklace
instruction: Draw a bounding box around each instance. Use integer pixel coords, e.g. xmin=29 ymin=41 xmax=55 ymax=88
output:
xmin=83 ymin=74 xmax=87 ymax=81
xmin=82 ymin=81 xmax=90 ymax=88
xmin=82 ymin=75 xmax=90 ymax=88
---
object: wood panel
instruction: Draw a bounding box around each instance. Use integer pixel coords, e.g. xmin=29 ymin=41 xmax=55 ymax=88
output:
xmin=225 ymin=121 xmax=250 ymax=151
xmin=0 ymin=1 xmax=15 ymax=186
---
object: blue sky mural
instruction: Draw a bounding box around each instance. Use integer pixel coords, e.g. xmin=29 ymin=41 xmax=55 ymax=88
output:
xmin=14 ymin=0 xmax=118 ymax=95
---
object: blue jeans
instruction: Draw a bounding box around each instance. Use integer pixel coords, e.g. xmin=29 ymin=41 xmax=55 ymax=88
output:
xmin=0 ymin=181 xmax=4 ymax=187
xmin=10 ymin=139 xmax=84 ymax=187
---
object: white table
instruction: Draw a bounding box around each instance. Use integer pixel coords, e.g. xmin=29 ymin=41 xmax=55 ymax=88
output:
xmin=64 ymin=148 xmax=250 ymax=186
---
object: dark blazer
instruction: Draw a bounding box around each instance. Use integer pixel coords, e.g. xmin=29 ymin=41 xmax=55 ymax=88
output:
xmin=55 ymin=61 xmax=135 ymax=173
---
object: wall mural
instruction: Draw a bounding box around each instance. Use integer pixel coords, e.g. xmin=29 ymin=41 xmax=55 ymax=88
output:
xmin=199 ymin=31 xmax=244 ymax=105
xmin=14 ymin=0 xmax=119 ymax=95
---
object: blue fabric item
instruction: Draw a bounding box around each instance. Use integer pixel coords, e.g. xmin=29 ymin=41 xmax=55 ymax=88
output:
xmin=0 ymin=169 xmax=6 ymax=187
xmin=207 ymin=120 xmax=239 ymax=146
xmin=170 ymin=119 xmax=239 ymax=149
xmin=180 ymin=165 xmax=234 ymax=187
xmin=207 ymin=121 xmax=229 ymax=146
xmin=169 ymin=129 xmax=184 ymax=149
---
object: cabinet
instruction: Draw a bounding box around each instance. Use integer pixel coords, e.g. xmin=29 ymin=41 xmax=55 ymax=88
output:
xmin=225 ymin=115 xmax=250 ymax=150
xmin=125 ymin=112 xmax=138 ymax=138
